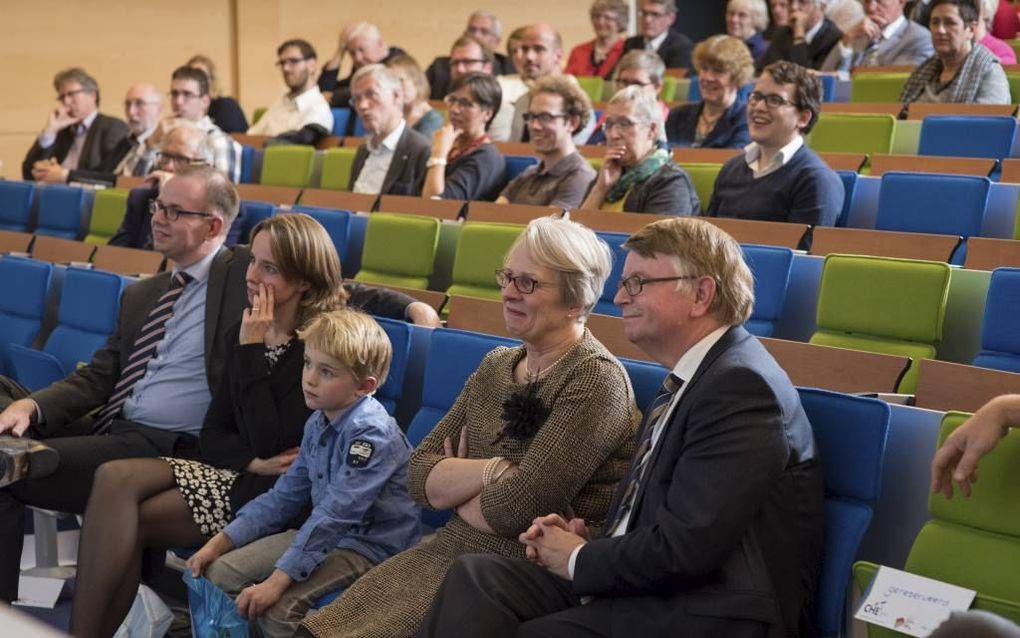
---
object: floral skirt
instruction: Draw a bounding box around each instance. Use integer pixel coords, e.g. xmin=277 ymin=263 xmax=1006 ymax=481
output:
xmin=162 ymin=457 xmax=239 ymax=537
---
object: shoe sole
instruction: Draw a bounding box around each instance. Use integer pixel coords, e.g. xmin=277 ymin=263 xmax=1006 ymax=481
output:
xmin=26 ymin=446 xmax=60 ymax=480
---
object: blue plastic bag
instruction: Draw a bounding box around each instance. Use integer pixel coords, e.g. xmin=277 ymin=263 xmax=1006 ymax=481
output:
xmin=182 ymin=570 xmax=249 ymax=638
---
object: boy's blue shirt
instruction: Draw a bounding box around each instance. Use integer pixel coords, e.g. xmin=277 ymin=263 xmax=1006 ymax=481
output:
xmin=222 ymin=395 xmax=421 ymax=582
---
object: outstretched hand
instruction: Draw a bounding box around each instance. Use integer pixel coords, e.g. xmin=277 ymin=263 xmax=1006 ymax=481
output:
xmin=931 ymin=401 xmax=1013 ymax=499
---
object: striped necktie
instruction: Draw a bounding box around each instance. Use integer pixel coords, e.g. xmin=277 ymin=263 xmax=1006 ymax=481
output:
xmin=604 ymin=372 xmax=683 ymax=533
xmin=91 ymin=272 xmax=192 ymax=434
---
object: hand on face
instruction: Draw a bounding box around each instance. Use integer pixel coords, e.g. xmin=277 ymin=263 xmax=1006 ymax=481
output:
xmin=240 ymin=283 xmax=275 ymax=345
xmin=596 ymin=146 xmax=626 ymax=189
xmin=45 ymin=105 xmax=80 ymax=136
xmin=433 ymin=123 xmax=462 ymax=158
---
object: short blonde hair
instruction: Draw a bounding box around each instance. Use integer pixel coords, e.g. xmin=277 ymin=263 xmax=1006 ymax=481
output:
xmin=590 ymin=0 xmax=630 ymax=31
xmin=298 ymin=309 xmax=392 ymax=386
xmin=505 ymin=216 xmax=612 ymax=321
xmin=692 ymin=35 xmax=755 ymax=87
xmin=727 ymin=0 xmax=770 ymax=32
xmin=623 ymin=217 xmax=754 ymax=325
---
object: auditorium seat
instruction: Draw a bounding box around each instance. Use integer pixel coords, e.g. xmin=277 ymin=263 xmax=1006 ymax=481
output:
xmin=35 ymin=184 xmax=87 ymax=239
xmin=504 ymin=155 xmax=539 ymax=181
xmin=91 ymin=244 xmax=165 ymax=277
xmin=594 ymin=231 xmax=628 ymax=316
xmin=918 ymin=115 xmax=1018 ymax=161
xmin=374 ymin=317 xmax=412 ymax=416
xmin=260 ymin=145 xmax=315 ymax=188
xmin=445 ymin=222 xmax=524 ymax=305
xmin=575 ymin=76 xmax=604 ymax=103
xmin=973 ymin=267 xmax=1020 ymax=373
xmin=0 ymin=256 xmax=53 ymax=375
xmin=320 ymin=147 xmax=359 ymax=191
xmin=834 ymin=170 xmax=858 ymax=228
xmin=330 ymin=107 xmax=352 ymax=136
xmin=677 ymin=163 xmax=720 ymax=206
xmin=289 ymin=205 xmax=353 ymax=265
xmin=742 ymin=244 xmax=794 ymax=337
xmin=0 ymin=181 xmax=35 ymax=232
xmin=809 ymin=113 xmax=896 ymax=155
xmin=236 ymin=201 xmax=275 ymax=244
xmin=83 ymin=188 xmax=129 ymax=245
xmin=849 ymin=74 xmax=909 ymax=102
xmin=354 ymin=212 xmax=441 ymax=290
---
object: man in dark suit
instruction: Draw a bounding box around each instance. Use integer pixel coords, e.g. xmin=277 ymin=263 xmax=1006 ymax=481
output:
xmin=0 ymin=165 xmax=248 ymax=603
xmin=420 ymin=217 xmax=826 ymax=638
xmin=758 ymin=0 xmax=844 ymax=71
xmin=622 ymin=0 xmax=694 ymax=69
xmin=22 ymin=67 xmax=131 ymax=181
xmin=348 ymin=64 xmax=430 ymax=195
xmin=426 ymin=12 xmax=516 ymax=99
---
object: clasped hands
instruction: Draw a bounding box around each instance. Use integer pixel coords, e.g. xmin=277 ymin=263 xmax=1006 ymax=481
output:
xmin=519 ymin=513 xmax=589 ymax=581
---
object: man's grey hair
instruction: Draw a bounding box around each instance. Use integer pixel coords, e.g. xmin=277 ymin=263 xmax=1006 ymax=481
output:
xmin=469 ymin=10 xmax=503 ymax=37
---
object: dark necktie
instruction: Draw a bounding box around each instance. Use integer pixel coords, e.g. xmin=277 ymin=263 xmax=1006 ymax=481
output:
xmin=604 ymin=373 xmax=683 ymax=533
xmin=92 ymin=272 xmax=192 ymax=434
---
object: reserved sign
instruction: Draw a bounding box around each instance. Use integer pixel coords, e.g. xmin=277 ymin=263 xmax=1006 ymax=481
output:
xmin=854 ymin=566 xmax=976 ymax=637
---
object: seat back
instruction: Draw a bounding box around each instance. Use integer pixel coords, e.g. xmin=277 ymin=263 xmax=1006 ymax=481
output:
xmin=504 ymin=155 xmax=539 ymax=181
xmin=43 ymin=267 xmax=124 ymax=376
xmin=594 ymin=231 xmax=629 ymax=316
xmin=809 ymin=254 xmax=951 ymax=392
xmin=875 ymin=172 xmax=990 ymax=243
xmin=239 ymin=145 xmax=257 ymax=184
xmin=320 ymin=147 xmax=359 ymax=191
xmin=677 ymin=163 xmax=721 ymax=205
xmin=850 ymin=74 xmax=909 ymax=102
xmin=575 ymin=76 xmax=604 ymax=103
xmin=742 ymin=244 xmax=794 ymax=337
xmin=84 ymin=188 xmax=130 ymax=245
xmin=35 ymin=184 xmax=86 ymax=239
xmin=374 ymin=317 xmax=412 ymax=416
xmin=288 ymin=206 xmax=352 ymax=266
xmin=446 ymin=222 xmax=524 ymax=303
xmin=835 ymin=170 xmax=858 ymax=228
xmin=619 ymin=357 xmax=667 ymax=412
xmin=918 ymin=115 xmax=1018 ymax=160
xmin=0 ymin=257 xmax=53 ymax=373
xmin=0 ymin=181 xmax=35 ymax=231
xmin=809 ymin=114 xmax=896 ymax=155
xmin=260 ymin=145 xmax=315 ymax=187
xmin=238 ymin=201 xmax=275 ymax=243
xmin=354 ymin=213 xmax=441 ymax=290
xmin=974 ymin=267 xmax=1020 ymax=372
xmin=799 ymin=388 xmax=890 ymax=638
xmin=659 ymin=75 xmax=679 ymax=101
xmin=330 ymin=107 xmax=352 ymax=136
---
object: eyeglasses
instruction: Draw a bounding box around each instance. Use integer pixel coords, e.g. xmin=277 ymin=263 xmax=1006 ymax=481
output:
xmin=638 ymin=9 xmax=670 ymax=18
xmin=521 ymin=112 xmax=568 ymax=125
xmin=747 ymin=91 xmax=797 ymax=109
xmin=148 ymin=199 xmax=213 ymax=222
xmin=349 ymin=89 xmax=383 ymax=107
xmin=169 ymin=89 xmax=203 ymax=101
xmin=57 ymin=88 xmax=87 ymax=102
xmin=603 ymin=116 xmax=643 ymax=132
xmin=450 ymin=57 xmax=487 ymax=67
xmin=275 ymin=57 xmax=310 ymax=67
xmin=618 ymin=275 xmax=697 ymax=296
xmin=155 ymin=151 xmax=207 ymax=168
xmin=495 ymin=268 xmax=553 ymax=294
xmin=443 ymin=95 xmax=479 ymax=109
xmin=124 ymin=99 xmax=161 ymax=109
xmin=615 ymin=78 xmax=652 ymax=88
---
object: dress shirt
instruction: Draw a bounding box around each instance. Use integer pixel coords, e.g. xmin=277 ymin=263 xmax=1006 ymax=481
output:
xmin=42 ymin=111 xmax=99 ymax=170
xmin=114 ymin=126 xmax=157 ymax=176
xmin=223 ymin=396 xmax=420 ymax=582
xmin=247 ymin=86 xmax=333 ymax=136
xmin=834 ymin=15 xmax=906 ymax=63
xmin=352 ymin=119 xmax=406 ymax=194
xmin=195 ymin=115 xmax=241 ymax=182
xmin=803 ymin=17 xmax=825 ymax=44
xmin=646 ymin=31 xmax=669 ymax=51
xmin=489 ymin=75 xmax=530 ymax=142
xmin=744 ymin=135 xmax=805 ymax=178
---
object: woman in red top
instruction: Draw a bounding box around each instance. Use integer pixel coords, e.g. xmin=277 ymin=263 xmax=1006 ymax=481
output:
xmin=565 ymin=0 xmax=629 ymax=79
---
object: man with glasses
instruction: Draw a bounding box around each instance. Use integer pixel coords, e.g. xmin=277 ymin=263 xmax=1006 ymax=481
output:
xmin=22 ymin=67 xmax=130 ymax=181
xmin=249 ymin=39 xmax=333 ymax=137
xmin=496 ymin=75 xmax=596 ymax=209
xmin=319 ymin=22 xmax=406 ymax=117
xmin=30 ymin=83 xmax=164 ymax=186
xmin=707 ymin=61 xmax=844 ymax=234
xmin=621 ymin=0 xmax=694 ymax=70
xmin=821 ymin=0 xmax=933 ymax=72
xmin=757 ymin=0 xmax=844 ymax=71
xmin=420 ymin=216 xmax=825 ymax=638
xmin=426 ymin=12 xmax=516 ymax=100
xmin=348 ymin=64 xmax=431 ymax=195
xmin=0 ymin=164 xmax=249 ymax=604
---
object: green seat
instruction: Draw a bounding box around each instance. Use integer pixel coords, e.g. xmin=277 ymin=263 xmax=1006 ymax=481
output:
xmin=84 ymin=189 xmax=130 ymax=245
xmin=586 ymin=156 xmax=604 ymax=173
xmin=252 ymin=107 xmax=267 ymax=125
xmin=809 ymin=113 xmax=896 ymax=155
xmin=677 ymin=163 xmax=721 ymax=206
xmin=1008 ymin=73 xmax=1020 ymax=104
xmin=445 ymin=222 xmax=524 ymax=313
xmin=850 ymin=74 xmax=910 ymax=102
xmin=354 ymin=213 xmax=441 ymax=290
xmin=320 ymin=147 xmax=359 ymax=191
xmin=575 ymin=76 xmax=605 ymax=104
xmin=260 ymin=145 xmax=315 ymax=187
xmin=809 ymin=254 xmax=951 ymax=393
xmin=659 ymin=76 xmax=679 ymax=102
xmin=853 ymin=412 xmax=1020 ymax=636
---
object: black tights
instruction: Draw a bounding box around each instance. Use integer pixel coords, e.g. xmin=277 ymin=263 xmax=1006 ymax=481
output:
xmin=70 ymin=458 xmax=206 ymax=638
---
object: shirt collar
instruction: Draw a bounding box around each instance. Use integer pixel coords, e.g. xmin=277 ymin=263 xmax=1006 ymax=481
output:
xmin=804 ymin=17 xmax=825 ymax=44
xmin=79 ymin=110 xmax=99 ymax=132
xmin=370 ymin=119 xmax=406 ymax=152
xmin=670 ymin=325 xmax=730 ymax=385
xmin=135 ymin=124 xmax=158 ymax=145
xmin=317 ymin=395 xmax=371 ymax=432
xmin=743 ymin=135 xmax=804 ymax=175
xmin=882 ymin=15 xmax=906 ymax=40
xmin=173 ymin=244 xmax=222 ymax=284
xmin=647 ymin=31 xmax=669 ymax=51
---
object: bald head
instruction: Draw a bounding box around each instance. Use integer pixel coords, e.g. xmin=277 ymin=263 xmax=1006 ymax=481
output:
xmin=517 ymin=23 xmax=564 ymax=81
xmin=123 ymin=83 xmax=163 ymax=136
xmin=158 ymin=124 xmax=213 ymax=172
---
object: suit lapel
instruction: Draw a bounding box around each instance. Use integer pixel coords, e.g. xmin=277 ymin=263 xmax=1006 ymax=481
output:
xmin=381 ymin=128 xmax=410 ymax=194
xmin=349 ymin=146 xmax=369 ymax=190
xmin=79 ymin=115 xmax=102 ymax=169
xmin=203 ymin=247 xmax=232 ymax=367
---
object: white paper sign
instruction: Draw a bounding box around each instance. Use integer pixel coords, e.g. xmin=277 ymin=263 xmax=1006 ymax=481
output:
xmin=855 ymin=566 xmax=976 ymax=637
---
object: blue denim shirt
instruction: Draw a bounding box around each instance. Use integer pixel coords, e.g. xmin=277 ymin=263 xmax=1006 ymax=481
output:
xmin=222 ymin=395 xmax=420 ymax=581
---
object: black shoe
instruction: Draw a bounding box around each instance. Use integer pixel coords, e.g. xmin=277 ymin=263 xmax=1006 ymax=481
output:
xmin=0 ymin=437 xmax=59 ymax=487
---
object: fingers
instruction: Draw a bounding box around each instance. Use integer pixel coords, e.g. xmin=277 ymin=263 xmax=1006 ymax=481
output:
xmin=263 ymin=285 xmax=275 ymax=319
xmin=443 ymin=437 xmax=454 ymax=457
xmin=236 ymin=588 xmax=251 ymax=618
xmin=458 ymin=427 xmax=468 ymax=457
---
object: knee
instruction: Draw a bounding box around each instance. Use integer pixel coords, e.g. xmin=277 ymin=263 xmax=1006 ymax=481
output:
xmin=447 ymin=553 xmax=509 ymax=590
xmin=93 ymin=459 xmax=142 ymax=494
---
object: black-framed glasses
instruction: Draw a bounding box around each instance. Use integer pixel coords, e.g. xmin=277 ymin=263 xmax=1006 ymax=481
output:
xmin=638 ymin=9 xmax=670 ymax=18
xmin=603 ymin=116 xmax=642 ymax=132
xmin=57 ymin=88 xmax=87 ymax=102
xmin=148 ymin=199 xmax=213 ymax=222
xmin=275 ymin=57 xmax=310 ymax=67
xmin=155 ymin=151 xmax=207 ymax=168
xmin=495 ymin=268 xmax=553 ymax=294
xmin=615 ymin=78 xmax=652 ymax=88
xmin=169 ymin=89 xmax=203 ymax=101
xmin=521 ymin=112 xmax=569 ymax=126
xmin=747 ymin=91 xmax=797 ymax=109
xmin=618 ymin=275 xmax=697 ymax=296
xmin=444 ymin=95 xmax=479 ymax=109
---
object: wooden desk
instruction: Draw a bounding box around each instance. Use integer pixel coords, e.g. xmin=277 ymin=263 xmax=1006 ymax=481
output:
xmin=298 ymin=189 xmax=377 ymax=212
xmin=818 ymin=152 xmax=868 ymax=172
xmin=671 ymin=148 xmax=740 ymax=164
xmin=114 ymin=176 xmax=147 ymax=190
xmin=706 ymin=218 xmax=809 ymax=249
xmin=869 ymin=154 xmax=996 ymax=177
xmin=963 ymin=237 xmax=1020 ymax=271
xmin=810 ymin=227 xmax=962 ymax=262
xmin=92 ymin=245 xmax=165 ymax=276
xmin=377 ymin=196 xmax=464 ymax=221
xmin=31 ymin=236 xmax=95 ymax=264
xmin=568 ymin=210 xmax=672 ymax=234
xmin=999 ymin=158 xmax=1020 ymax=183
xmin=230 ymin=133 xmax=270 ymax=149
xmin=0 ymin=230 xmax=34 ymax=254
xmin=466 ymin=202 xmax=560 ymax=224
xmin=375 ymin=283 xmax=448 ymax=314
xmin=236 ymin=184 xmax=302 ymax=206
xmin=760 ymin=337 xmax=911 ymax=393
xmin=315 ymin=136 xmax=344 ymax=149
xmin=915 ymin=359 xmax=1020 ymax=412
xmin=907 ymin=103 xmax=1019 ymax=120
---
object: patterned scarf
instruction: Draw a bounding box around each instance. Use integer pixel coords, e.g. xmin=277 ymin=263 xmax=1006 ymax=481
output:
xmin=604 ymin=145 xmax=671 ymax=204
xmin=899 ymin=43 xmax=1001 ymax=106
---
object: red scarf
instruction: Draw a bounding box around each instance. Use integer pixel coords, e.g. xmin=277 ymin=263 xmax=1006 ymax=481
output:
xmin=448 ymin=133 xmax=491 ymax=164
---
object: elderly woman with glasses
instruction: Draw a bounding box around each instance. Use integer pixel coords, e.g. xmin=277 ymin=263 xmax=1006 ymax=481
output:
xmin=300 ymin=216 xmax=638 ymax=638
xmin=587 ymin=50 xmax=670 ymax=145
xmin=421 ymin=72 xmax=507 ymax=201
xmin=582 ymin=86 xmax=700 ymax=215
xmin=565 ymin=0 xmax=630 ymax=78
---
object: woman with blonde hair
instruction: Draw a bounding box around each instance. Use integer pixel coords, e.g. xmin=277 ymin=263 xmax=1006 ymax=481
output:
xmin=187 ymin=54 xmax=249 ymax=133
xmin=386 ymin=53 xmax=445 ymax=138
xmin=726 ymin=0 xmax=771 ymax=60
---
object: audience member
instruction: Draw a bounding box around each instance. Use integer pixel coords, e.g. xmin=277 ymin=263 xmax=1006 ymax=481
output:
xmin=932 ymin=393 xmax=1020 ymax=499
xmin=419 ymin=216 xmax=826 ymax=638
xmin=726 ymin=0 xmax=772 ymax=61
xmin=622 ymin=0 xmax=694 ymax=69
xmin=348 ymin=64 xmax=431 ymax=195
xmin=386 ymin=54 xmax=445 ymax=139
xmin=22 ymin=67 xmax=130 ymax=181
xmin=899 ymin=0 xmax=1011 ymax=106
xmin=426 ymin=12 xmax=516 ymax=99
xmin=187 ymin=54 xmax=249 ymax=133
xmin=588 ymin=50 xmax=669 ymax=144
xmin=300 ymin=216 xmax=638 ymax=638
xmin=0 ymin=165 xmax=246 ymax=603
xmin=665 ymin=35 xmax=753 ymax=149
xmin=159 ymin=66 xmax=241 ymax=181
xmin=931 ymin=611 xmax=1020 ymax=637
xmin=422 ymin=73 xmax=507 ymax=201
xmin=767 ymin=0 xmax=793 ymax=38
xmin=564 ymin=0 xmax=629 ymax=78
xmin=248 ymin=39 xmax=334 ymax=137
xmin=826 ymin=0 xmax=867 ymax=31
xmin=707 ymin=61 xmax=844 ymax=229
xmin=497 ymin=76 xmax=596 ymax=209
xmin=32 ymin=84 xmax=163 ymax=186
xmin=190 ymin=309 xmax=420 ymax=638
xmin=908 ymin=0 xmax=935 ymax=26
xmin=464 ymin=10 xmax=514 ymax=73
xmin=821 ymin=0 xmax=934 ymax=72
xmin=582 ymin=87 xmax=700 ymax=215
xmin=758 ymin=0 xmax=844 ymax=70
xmin=320 ymin=22 xmax=406 ymax=110
xmin=506 ymin=25 xmax=528 ymax=72
xmin=992 ymin=0 xmax=1020 ymax=38
xmin=977 ymin=0 xmax=1018 ymax=63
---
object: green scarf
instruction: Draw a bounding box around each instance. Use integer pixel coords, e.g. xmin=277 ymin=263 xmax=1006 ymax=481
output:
xmin=604 ymin=147 xmax=670 ymax=204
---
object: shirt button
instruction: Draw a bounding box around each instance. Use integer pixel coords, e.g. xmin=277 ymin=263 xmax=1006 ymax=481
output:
xmin=320 ymin=440 xmax=327 ymax=447
xmin=317 ymin=473 xmax=323 ymax=479
xmin=300 ymin=571 xmax=308 ymax=578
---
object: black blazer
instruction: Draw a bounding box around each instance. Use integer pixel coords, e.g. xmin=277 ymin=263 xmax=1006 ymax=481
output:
xmin=348 ymin=125 xmax=431 ymax=195
xmin=757 ymin=18 xmax=843 ymax=71
xmin=622 ymin=31 xmax=693 ymax=70
xmin=425 ymin=53 xmax=516 ymax=100
xmin=108 ymin=185 xmax=156 ymax=250
xmin=573 ymin=326 xmax=826 ymax=638
xmin=22 ymin=113 xmax=130 ymax=180
xmin=665 ymin=100 xmax=750 ymax=150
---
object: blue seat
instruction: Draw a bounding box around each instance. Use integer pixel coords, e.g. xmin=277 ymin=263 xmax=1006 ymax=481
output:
xmin=374 ymin=317 xmax=412 ymax=416
xmin=973 ymin=267 xmax=1020 ymax=372
xmin=0 ymin=181 xmax=35 ymax=231
xmin=331 ymin=107 xmax=352 ymax=136
xmin=594 ymin=231 xmax=628 ymax=316
xmin=799 ymin=388 xmax=890 ymax=638
xmin=0 ymin=257 xmax=53 ymax=375
xmin=918 ymin=115 xmax=1017 ymax=161
xmin=353 ymin=115 xmax=366 ymax=137
xmin=35 ymin=184 xmax=87 ymax=239
xmin=7 ymin=267 xmax=124 ymax=391
xmin=239 ymin=145 xmax=257 ymax=184
xmin=289 ymin=205 xmax=352 ymax=266
xmin=835 ymin=170 xmax=858 ymax=228
xmin=619 ymin=357 xmax=667 ymax=412
xmin=742 ymin=244 xmax=794 ymax=337
xmin=504 ymin=155 xmax=539 ymax=181
xmin=238 ymin=201 xmax=275 ymax=243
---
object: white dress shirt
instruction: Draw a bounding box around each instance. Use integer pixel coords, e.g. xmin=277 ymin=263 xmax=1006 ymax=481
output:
xmin=352 ymin=119 xmax=406 ymax=194
xmin=247 ymin=86 xmax=333 ymax=136
xmin=744 ymin=135 xmax=805 ymax=179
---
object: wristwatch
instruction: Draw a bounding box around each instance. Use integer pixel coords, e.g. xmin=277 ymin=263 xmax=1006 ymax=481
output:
xmin=426 ymin=157 xmax=447 ymax=168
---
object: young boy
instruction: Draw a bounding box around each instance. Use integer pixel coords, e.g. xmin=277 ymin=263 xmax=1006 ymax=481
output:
xmin=187 ymin=309 xmax=420 ymax=638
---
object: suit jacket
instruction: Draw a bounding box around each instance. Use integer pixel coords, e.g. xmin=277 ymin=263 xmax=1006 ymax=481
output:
xmin=821 ymin=18 xmax=933 ymax=72
xmin=108 ymin=185 xmax=156 ymax=250
xmin=348 ymin=125 xmax=431 ymax=195
xmin=64 ymin=134 xmax=139 ymax=187
xmin=21 ymin=113 xmax=130 ymax=180
xmin=622 ymin=31 xmax=694 ymax=70
xmin=31 ymin=246 xmax=248 ymax=434
xmin=573 ymin=326 xmax=826 ymax=638
xmin=758 ymin=18 xmax=844 ymax=71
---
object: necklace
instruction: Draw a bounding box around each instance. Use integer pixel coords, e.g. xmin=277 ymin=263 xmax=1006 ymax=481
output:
xmin=524 ymin=345 xmax=575 ymax=383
